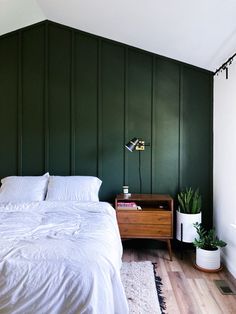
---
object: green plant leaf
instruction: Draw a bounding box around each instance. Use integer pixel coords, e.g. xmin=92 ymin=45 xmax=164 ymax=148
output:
xmin=177 ymin=187 xmax=201 ymax=214
xmin=193 ymin=223 xmax=227 ymax=249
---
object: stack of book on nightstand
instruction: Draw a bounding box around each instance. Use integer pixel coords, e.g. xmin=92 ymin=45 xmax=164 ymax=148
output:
xmin=117 ymin=202 xmax=141 ymax=210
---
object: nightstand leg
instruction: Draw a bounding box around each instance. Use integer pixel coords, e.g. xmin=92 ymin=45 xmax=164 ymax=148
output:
xmin=167 ymin=240 xmax=172 ymax=261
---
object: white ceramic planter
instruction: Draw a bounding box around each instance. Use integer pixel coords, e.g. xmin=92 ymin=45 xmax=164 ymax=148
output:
xmin=196 ymin=247 xmax=220 ymax=270
xmin=176 ymin=211 xmax=201 ymax=243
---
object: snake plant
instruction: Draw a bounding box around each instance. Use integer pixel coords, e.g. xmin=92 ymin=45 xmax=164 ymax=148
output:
xmin=177 ymin=187 xmax=201 ymax=214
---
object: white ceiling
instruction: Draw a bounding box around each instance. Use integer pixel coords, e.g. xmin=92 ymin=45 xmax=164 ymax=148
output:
xmin=1 ymin=0 xmax=236 ymax=72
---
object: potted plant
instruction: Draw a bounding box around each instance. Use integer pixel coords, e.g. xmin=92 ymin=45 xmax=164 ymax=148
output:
xmin=193 ymin=222 xmax=227 ymax=271
xmin=176 ymin=187 xmax=202 ymax=242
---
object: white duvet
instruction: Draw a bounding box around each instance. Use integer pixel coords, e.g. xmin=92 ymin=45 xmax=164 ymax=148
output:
xmin=0 ymin=201 xmax=129 ymax=314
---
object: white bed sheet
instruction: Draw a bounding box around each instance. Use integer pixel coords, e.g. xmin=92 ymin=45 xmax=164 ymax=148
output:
xmin=0 ymin=201 xmax=129 ymax=314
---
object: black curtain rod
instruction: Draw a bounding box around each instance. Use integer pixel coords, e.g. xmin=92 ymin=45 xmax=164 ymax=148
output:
xmin=214 ymin=51 xmax=236 ymax=76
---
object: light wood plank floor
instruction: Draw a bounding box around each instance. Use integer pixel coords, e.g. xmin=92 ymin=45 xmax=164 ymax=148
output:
xmin=122 ymin=248 xmax=236 ymax=314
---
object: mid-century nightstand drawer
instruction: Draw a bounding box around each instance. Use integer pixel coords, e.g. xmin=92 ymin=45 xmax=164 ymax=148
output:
xmin=117 ymin=211 xmax=171 ymax=225
xmin=119 ymin=224 xmax=172 ymax=238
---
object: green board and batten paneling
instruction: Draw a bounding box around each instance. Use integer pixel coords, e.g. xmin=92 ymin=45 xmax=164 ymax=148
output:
xmin=0 ymin=20 xmax=213 ymax=227
xmin=0 ymin=34 xmax=18 ymax=178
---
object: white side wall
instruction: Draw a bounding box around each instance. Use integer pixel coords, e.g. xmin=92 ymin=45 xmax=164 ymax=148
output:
xmin=214 ymin=62 xmax=236 ymax=278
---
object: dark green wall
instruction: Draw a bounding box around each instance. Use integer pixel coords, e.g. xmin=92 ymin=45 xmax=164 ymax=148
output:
xmin=0 ymin=21 xmax=213 ymax=226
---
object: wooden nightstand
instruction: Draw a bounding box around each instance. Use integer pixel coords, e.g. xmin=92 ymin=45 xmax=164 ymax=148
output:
xmin=115 ymin=194 xmax=173 ymax=261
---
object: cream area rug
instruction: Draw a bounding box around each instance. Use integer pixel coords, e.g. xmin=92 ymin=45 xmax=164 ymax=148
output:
xmin=121 ymin=261 xmax=166 ymax=314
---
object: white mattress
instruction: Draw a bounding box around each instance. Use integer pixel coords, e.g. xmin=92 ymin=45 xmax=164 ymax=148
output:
xmin=0 ymin=201 xmax=129 ymax=314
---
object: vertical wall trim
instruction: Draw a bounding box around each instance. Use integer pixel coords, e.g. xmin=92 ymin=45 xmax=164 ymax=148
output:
xmin=178 ymin=65 xmax=183 ymax=191
xmin=209 ymin=75 xmax=214 ymax=227
xmin=70 ymin=30 xmax=76 ymax=175
xmin=44 ymin=22 xmax=49 ymax=172
xmin=97 ymin=39 xmax=102 ymax=178
xmin=17 ymin=31 xmax=23 ymax=175
xmin=124 ymin=47 xmax=128 ymax=185
xmin=150 ymin=56 xmax=156 ymax=193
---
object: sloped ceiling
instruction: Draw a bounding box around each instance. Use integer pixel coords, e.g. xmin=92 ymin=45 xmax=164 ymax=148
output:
xmin=1 ymin=0 xmax=236 ymax=72
xmin=0 ymin=0 xmax=45 ymax=35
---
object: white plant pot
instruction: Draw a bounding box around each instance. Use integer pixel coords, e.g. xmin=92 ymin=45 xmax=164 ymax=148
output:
xmin=196 ymin=247 xmax=221 ymax=270
xmin=176 ymin=211 xmax=201 ymax=243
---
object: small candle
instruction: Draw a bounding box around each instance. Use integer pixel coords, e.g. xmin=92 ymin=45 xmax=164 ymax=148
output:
xmin=123 ymin=185 xmax=129 ymax=194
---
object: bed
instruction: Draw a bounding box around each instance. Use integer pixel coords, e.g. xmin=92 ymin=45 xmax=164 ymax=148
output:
xmin=0 ymin=175 xmax=129 ymax=314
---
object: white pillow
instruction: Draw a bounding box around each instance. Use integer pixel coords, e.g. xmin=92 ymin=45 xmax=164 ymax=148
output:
xmin=0 ymin=173 xmax=49 ymax=202
xmin=46 ymin=176 xmax=102 ymax=201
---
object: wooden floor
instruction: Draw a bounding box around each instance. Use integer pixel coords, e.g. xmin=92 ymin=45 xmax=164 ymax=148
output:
xmin=122 ymin=247 xmax=236 ymax=314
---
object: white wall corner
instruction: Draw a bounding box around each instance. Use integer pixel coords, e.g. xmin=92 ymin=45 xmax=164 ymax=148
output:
xmin=221 ymin=250 xmax=236 ymax=278
xmin=214 ymin=57 xmax=236 ymax=280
